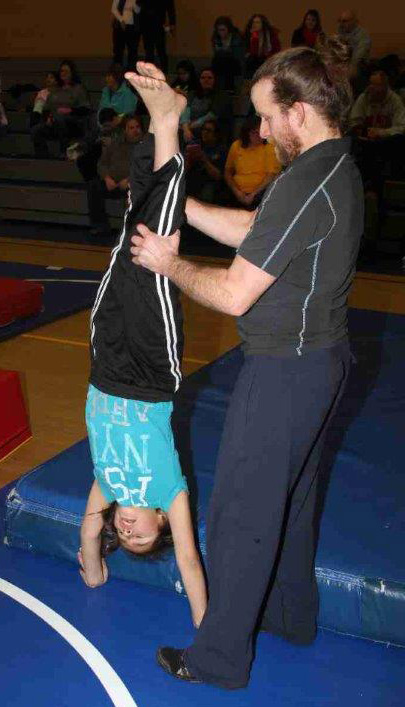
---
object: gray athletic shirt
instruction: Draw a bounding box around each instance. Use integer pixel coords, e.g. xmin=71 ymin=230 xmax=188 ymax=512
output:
xmin=237 ymin=137 xmax=364 ymax=357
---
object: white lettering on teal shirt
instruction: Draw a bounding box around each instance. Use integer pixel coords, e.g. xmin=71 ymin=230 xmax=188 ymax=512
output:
xmin=124 ymin=433 xmax=151 ymax=474
xmin=101 ymin=423 xmax=122 ymax=465
xmin=111 ymin=398 xmax=130 ymax=427
xmin=104 ymin=467 xmax=130 ymax=503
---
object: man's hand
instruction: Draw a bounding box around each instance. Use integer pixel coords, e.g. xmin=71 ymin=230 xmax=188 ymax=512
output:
xmin=118 ymin=178 xmax=129 ymax=190
xmin=131 ymin=224 xmax=180 ymax=275
xmin=105 ymin=175 xmax=117 ymax=191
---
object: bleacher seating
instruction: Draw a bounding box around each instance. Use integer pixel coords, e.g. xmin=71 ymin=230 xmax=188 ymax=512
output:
xmin=1 ymin=56 xmax=404 ymax=249
xmin=0 ymin=58 xmax=127 ymax=226
xmin=378 ymin=180 xmax=405 ymax=252
xmin=0 ymin=157 xmax=124 ymax=226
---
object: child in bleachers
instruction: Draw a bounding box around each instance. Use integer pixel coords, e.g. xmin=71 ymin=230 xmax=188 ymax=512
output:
xmin=31 ymin=72 xmax=60 ymax=127
xmin=98 ymin=64 xmax=138 ymax=121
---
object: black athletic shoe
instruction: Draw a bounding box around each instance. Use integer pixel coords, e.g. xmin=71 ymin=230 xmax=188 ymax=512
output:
xmin=156 ymin=647 xmax=202 ymax=683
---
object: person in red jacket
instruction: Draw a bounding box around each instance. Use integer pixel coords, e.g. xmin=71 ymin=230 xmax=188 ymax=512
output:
xmin=244 ymin=14 xmax=281 ymax=78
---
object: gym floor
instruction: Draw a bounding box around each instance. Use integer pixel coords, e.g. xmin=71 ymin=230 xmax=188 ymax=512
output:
xmin=0 ymin=233 xmax=404 ymax=706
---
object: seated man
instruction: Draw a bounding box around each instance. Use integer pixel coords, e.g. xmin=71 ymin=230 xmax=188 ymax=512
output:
xmin=337 ymin=10 xmax=371 ymax=94
xmin=86 ymin=113 xmax=144 ymax=236
xmin=185 ymin=119 xmax=227 ymax=204
xmin=350 ymin=70 xmax=405 ymax=189
xmin=74 ymin=108 xmax=122 ymax=182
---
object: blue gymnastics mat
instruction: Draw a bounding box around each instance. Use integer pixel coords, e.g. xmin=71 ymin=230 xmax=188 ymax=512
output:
xmin=2 ymin=307 xmax=405 ymax=647
xmin=0 ymin=544 xmax=404 ymax=707
xmin=0 ymin=261 xmax=102 ymax=341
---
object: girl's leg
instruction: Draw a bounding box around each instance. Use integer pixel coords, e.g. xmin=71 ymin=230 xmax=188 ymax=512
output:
xmin=124 ymin=63 xmax=188 ymax=239
xmin=125 ymin=63 xmax=186 ymax=170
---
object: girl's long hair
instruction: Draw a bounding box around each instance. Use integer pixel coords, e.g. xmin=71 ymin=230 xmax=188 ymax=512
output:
xmin=58 ymin=58 xmax=82 ymax=85
xmin=244 ymin=14 xmax=275 ymax=43
xmin=239 ymin=115 xmax=261 ymax=148
xmin=300 ymin=9 xmax=322 ymax=33
xmin=212 ymin=16 xmax=240 ymax=45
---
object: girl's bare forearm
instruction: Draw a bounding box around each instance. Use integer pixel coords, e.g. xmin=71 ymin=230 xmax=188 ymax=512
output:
xmin=177 ymin=555 xmax=207 ymax=627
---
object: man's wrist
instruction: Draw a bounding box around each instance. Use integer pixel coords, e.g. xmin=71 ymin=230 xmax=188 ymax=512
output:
xmin=164 ymin=252 xmax=180 ymax=280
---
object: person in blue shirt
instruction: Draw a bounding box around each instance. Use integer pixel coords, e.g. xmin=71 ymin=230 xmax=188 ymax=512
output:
xmin=98 ymin=64 xmax=138 ymax=122
xmin=79 ymin=62 xmax=207 ymax=630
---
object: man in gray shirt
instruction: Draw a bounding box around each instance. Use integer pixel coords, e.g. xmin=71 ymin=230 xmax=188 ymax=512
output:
xmin=130 ymin=41 xmax=363 ymax=689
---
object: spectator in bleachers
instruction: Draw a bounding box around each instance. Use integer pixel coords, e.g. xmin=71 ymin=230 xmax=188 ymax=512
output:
xmin=111 ymin=0 xmax=141 ymax=70
xmin=0 ymin=76 xmax=8 ymax=137
xmin=170 ymin=60 xmax=198 ymax=96
xmin=31 ymin=72 xmax=60 ymax=128
xmin=224 ymin=115 xmax=280 ymax=208
xmin=379 ymin=54 xmax=405 ymax=93
xmin=74 ymin=108 xmax=122 ymax=182
xmin=291 ymin=10 xmax=323 ymax=48
xmin=183 ymin=68 xmax=232 ymax=142
xmin=211 ymin=16 xmax=244 ymax=91
xmin=337 ymin=10 xmax=371 ymax=93
xmin=32 ymin=60 xmax=91 ymax=158
xmin=185 ymin=118 xmax=227 ymax=203
xmin=98 ymin=65 xmax=138 ymax=121
xmin=243 ymin=14 xmax=281 ymax=79
xmin=86 ymin=113 xmax=143 ymax=236
xmin=139 ymin=0 xmax=176 ymax=74
xmin=350 ymin=70 xmax=405 ymax=187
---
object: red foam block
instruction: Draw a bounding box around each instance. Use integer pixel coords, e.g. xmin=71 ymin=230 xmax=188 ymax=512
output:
xmin=0 ymin=277 xmax=44 ymax=327
xmin=0 ymin=370 xmax=32 ymax=461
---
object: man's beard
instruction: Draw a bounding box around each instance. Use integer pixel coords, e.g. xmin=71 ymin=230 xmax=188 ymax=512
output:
xmin=271 ymin=122 xmax=302 ymax=166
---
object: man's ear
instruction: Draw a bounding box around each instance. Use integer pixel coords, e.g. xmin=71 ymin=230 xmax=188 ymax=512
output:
xmin=289 ymin=102 xmax=306 ymax=129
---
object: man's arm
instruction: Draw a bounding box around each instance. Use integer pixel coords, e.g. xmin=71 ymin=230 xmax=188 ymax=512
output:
xmin=167 ymin=0 xmax=176 ymax=27
xmin=351 ymin=28 xmax=371 ymax=68
xmin=111 ymin=0 xmax=123 ymax=23
xmin=185 ymin=197 xmax=255 ymax=248
xmin=131 ymin=226 xmax=276 ymax=316
xmin=378 ymin=95 xmax=405 ymax=137
xmin=349 ymin=94 xmax=366 ymax=131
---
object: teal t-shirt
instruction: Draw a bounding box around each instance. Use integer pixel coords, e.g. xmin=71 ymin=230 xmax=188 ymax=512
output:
xmin=86 ymin=384 xmax=187 ymax=511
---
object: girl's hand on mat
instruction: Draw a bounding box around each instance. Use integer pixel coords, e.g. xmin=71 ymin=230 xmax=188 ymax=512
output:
xmin=131 ymin=224 xmax=180 ymax=276
xmin=77 ymin=551 xmax=108 ymax=588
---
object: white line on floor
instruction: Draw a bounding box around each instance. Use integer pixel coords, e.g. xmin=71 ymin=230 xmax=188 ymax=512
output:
xmin=0 ymin=578 xmax=137 ymax=707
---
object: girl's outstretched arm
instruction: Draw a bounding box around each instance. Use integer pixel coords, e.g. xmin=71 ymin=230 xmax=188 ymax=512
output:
xmin=168 ymin=491 xmax=207 ymax=627
xmin=80 ymin=480 xmax=110 ymax=588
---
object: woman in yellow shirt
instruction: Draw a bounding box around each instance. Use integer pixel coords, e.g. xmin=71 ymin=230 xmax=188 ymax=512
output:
xmin=225 ymin=115 xmax=280 ymax=207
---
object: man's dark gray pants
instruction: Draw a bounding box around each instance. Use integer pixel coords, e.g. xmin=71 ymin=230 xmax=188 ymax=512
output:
xmin=185 ymin=340 xmax=351 ymax=689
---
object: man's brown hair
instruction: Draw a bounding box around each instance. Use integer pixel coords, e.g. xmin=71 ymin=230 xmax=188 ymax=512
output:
xmin=252 ymin=37 xmax=353 ymax=132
